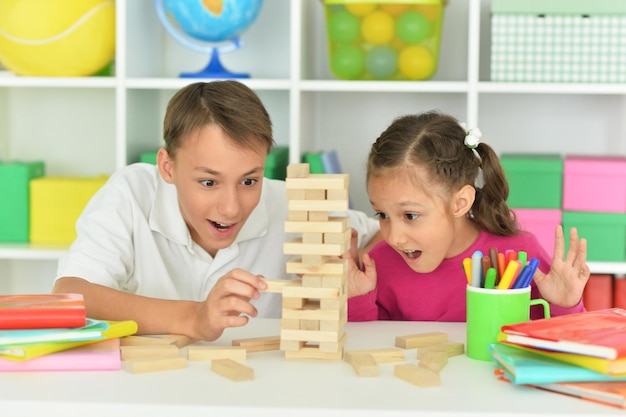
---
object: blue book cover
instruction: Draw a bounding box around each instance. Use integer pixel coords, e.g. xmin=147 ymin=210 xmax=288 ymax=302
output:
xmin=489 ymin=343 xmax=626 ymax=385
xmin=320 ymin=149 xmax=342 ymax=174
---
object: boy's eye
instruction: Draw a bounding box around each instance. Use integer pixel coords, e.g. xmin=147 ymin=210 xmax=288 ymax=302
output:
xmin=405 ymin=213 xmax=418 ymax=221
xmin=200 ymin=179 xmax=215 ymax=187
xmin=241 ymin=178 xmax=257 ymax=186
xmin=374 ymin=212 xmax=388 ymax=220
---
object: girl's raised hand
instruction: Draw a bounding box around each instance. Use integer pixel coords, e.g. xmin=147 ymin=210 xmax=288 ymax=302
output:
xmin=533 ymin=226 xmax=590 ymax=308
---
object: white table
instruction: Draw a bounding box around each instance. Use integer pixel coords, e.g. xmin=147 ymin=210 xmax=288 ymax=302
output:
xmin=0 ymin=319 xmax=623 ymax=417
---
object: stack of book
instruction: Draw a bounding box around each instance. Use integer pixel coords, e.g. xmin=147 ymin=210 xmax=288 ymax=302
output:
xmin=490 ymin=307 xmax=626 ymax=409
xmin=0 ymin=293 xmax=137 ymax=371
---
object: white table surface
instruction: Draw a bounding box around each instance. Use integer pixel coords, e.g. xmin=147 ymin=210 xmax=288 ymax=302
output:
xmin=0 ymin=319 xmax=624 ymax=417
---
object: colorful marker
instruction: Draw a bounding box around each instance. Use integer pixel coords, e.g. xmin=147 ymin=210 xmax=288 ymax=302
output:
xmin=484 ymin=267 xmax=497 ymax=289
xmin=497 ymin=260 xmax=522 ymax=289
xmin=518 ymin=258 xmax=540 ymax=288
xmin=488 ymin=247 xmax=499 ymax=280
xmin=517 ymin=251 xmax=527 ymax=267
xmin=471 ymin=250 xmax=483 ymax=288
xmin=462 ymin=257 xmax=472 ymax=285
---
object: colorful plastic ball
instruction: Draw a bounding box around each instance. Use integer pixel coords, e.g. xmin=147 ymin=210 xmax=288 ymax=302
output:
xmin=396 ymin=10 xmax=432 ymax=44
xmin=328 ymin=10 xmax=360 ymax=44
xmin=345 ymin=3 xmax=377 ymax=16
xmin=0 ymin=0 xmax=115 ymax=76
xmin=365 ymin=45 xmax=397 ymax=79
xmin=361 ymin=11 xmax=395 ymax=45
xmin=331 ymin=45 xmax=365 ymax=79
xmin=380 ymin=4 xmax=411 ymax=16
xmin=398 ymin=45 xmax=435 ymax=80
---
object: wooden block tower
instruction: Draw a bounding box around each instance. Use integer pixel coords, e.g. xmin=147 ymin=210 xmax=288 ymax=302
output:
xmin=280 ymin=163 xmax=351 ymax=360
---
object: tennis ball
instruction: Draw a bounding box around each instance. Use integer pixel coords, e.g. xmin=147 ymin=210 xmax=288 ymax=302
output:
xmin=0 ymin=0 xmax=115 ymax=76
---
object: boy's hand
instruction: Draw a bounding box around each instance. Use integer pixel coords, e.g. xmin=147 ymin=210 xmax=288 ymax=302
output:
xmin=193 ymin=269 xmax=267 ymax=341
xmin=533 ymin=226 xmax=590 ymax=308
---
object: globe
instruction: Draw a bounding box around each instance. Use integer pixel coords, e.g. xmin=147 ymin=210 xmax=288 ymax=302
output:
xmin=155 ymin=0 xmax=263 ymax=78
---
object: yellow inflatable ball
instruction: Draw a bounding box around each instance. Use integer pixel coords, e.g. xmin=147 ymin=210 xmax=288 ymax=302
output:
xmin=0 ymin=0 xmax=115 ymax=76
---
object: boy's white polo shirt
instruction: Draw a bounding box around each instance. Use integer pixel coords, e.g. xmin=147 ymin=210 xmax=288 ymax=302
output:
xmin=56 ymin=163 xmax=379 ymax=318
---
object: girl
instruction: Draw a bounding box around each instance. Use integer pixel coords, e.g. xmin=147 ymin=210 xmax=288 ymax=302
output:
xmin=348 ymin=111 xmax=589 ymax=322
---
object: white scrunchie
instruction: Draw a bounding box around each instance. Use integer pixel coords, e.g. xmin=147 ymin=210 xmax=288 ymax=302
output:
xmin=460 ymin=122 xmax=482 ymax=160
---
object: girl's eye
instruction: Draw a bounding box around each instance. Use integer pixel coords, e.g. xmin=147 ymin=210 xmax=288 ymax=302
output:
xmin=241 ymin=178 xmax=257 ymax=186
xmin=374 ymin=212 xmax=388 ymax=220
xmin=405 ymin=213 xmax=418 ymax=221
xmin=200 ymin=179 xmax=215 ymax=187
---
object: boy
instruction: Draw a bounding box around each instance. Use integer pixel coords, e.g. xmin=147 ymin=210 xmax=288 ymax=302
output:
xmin=53 ymin=81 xmax=379 ymax=341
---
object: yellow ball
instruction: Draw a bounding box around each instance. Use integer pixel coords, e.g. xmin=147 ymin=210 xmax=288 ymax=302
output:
xmin=0 ymin=0 xmax=115 ymax=76
xmin=398 ymin=45 xmax=435 ymax=80
xmin=345 ymin=4 xmax=377 ymax=16
xmin=361 ymin=11 xmax=395 ymax=45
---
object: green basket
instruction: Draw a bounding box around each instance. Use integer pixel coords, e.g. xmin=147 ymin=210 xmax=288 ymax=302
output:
xmin=323 ymin=0 xmax=444 ymax=80
xmin=490 ymin=0 xmax=626 ymax=83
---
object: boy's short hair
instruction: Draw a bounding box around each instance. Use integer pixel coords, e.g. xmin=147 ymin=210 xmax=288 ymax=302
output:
xmin=163 ymin=80 xmax=274 ymax=157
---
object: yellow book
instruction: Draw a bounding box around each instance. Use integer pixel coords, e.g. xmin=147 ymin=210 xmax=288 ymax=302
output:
xmin=498 ymin=339 xmax=626 ymax=377
xmin=0 ymin=320 xmax=137 ymax=361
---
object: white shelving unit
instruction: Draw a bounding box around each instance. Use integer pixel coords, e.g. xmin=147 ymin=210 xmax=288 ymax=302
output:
xmin=1 ymin=0 xmax=624 ymax=293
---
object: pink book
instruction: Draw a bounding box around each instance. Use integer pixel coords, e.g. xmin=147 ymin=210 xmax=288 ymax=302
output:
xmin=0 ymin=338 xmax=120 ymax=371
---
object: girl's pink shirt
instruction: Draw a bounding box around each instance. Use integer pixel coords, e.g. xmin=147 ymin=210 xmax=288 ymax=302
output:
xmin=348 ymin=230 xmax=585 ymax=322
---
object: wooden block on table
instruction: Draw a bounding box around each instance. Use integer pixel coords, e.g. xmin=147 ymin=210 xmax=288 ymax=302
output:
xmin=120 ymin=344 xmax=179 ymax=360
xmin=416 ymin=341 xmax=465 ymax=359
xmin=319 ymin=332 xmax=347 ymax=353
xmin=344 ymin=348 xmax=405 ymax=364
xmin=284 ymin=346 xmax=343 ymax=361
xmin=280 ymin=339 xmax=305 ymax=351
xmin=123 ymin=355 xmax=187 ymax=374
xmin=232 ymin=335 xmax=281 ymax=352
xmin=395 ymin=332 xmax=448 ymax=349
xmin=211 ymin=358 xmax=254 ymax=381
xmin=347 ymin=353 xmax=379 ymax=377
xmin=187 ymin=346 xmax=247 ymax=361
xmin=418 ymin=350 xmax=448 ymax=373
xmin=394 ymin=363 xmax=441 ymax=387
xmin=159 ymin=334 xmax=197 ymax=348
xmin=120 ymin=335 xmax=176 ymax=346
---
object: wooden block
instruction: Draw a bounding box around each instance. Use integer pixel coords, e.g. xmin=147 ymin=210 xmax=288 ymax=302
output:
xmin=120 ymin=335 xmax=176 ymax=346
xmin=187 ymin=346 xmax=247 ymax=361
xmin=282 ymin=306 xmax=340 ymax=321
xmin=319 ymin=332 xmax=347 ymax=353
xmin=211 ymin=359 xmax=254 ymax=381
xmin=123 ymin=355 xmax=187 ymax=374
xmin=282 ymin=297 xmax=305 ymax=309
xmin=261 ymin=278 xmax=301 ymax=293
xmin=284 ymin=346 xmax=343 ymax=361
xmin=232 ymin=335 xmax=281 ymax=352
xmin=284 ymin=217 xmax=349 ymax=234
xmin=347 ymin=353 xmax=379 ymax=377
xmin=288 ymin=211 xmax=308 ymax=221
xmin=286 ymin=258 xmax=346 ymax=275
xmin=303 ymin=232 xmax=323 ymax=244
xmin=283 ymin=238 xmax=346 ymax=257
xmin=282 ymin=285 xmax=340 ymax=299
xmin=345 ymin=348 xmax=405 ymax=364
xmin=395 ymin=332 xmax=448 ymax=349
xmin=321 ymin=275 xmax=344 ymax=289
xmin=302 ymin=254 xmax=324 ymax=266
xmin=288 ymin=199 xmax=349 ymax=212
xmin=280 ymin=317 xmax=301 ymax=330
xmin=286 ymin=188 xmax=306 ymax=200
xmin=416 ymin=341 xmax=465 ymax=359
xmin=394 ymin=363 xmax=441 ymax=387
xmin=319 ymin=316 xmax=347 ymax=332
xmin=302 ymin=275 xmax=323 ymax=287
xmin=280 ymin=339 xmax=305 ymax=351
xmin=120 ymin=345 xmax=179 ymax=360
xmin=300 ymin=319 xmax=319 ymax=331
xmin=326 ymin=188 xmax=349 ymax=201
xmin=287 ymin=163 xmax=310 ymax=178
xmin=308 ymin=211 xmax=329 ymax=222
xmin=285 ymin=174 xmax=349 ymax=190
xmin=159 ymin=334 xmax=197 ymax=348
xmin=418 ymin=350 xmax=448 ymax=373
xmin=323 ymin=229 xmax=352 ymax=245
xmin=280 ymin=329 xmax=341 ymax=343
xmin=305 ymin=189 xmax=326 ymax=200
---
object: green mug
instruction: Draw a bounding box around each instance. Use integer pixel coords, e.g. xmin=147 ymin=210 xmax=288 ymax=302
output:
xmin=466 ymin=285 xmax=550 ymax=361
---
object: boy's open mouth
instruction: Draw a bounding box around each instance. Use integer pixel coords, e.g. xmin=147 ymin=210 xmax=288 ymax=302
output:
xmin=210 ymin=220 xmax=232 ymax=231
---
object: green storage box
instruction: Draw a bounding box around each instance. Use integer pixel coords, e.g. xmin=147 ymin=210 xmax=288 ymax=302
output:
xmin=562 ymin=211 xmax=626 ymax=262
xmin=491 ymin=0 xmax=626 ymax=83
xmin=500 ymin=154 xmax=563 ymax=209
xmin=140 ymin=150 xmax=159 ymax=165
xmin=265 ymin=146 xmax=289 ymax=180
xmin=0 ymin=161 xmax=45 ymax=242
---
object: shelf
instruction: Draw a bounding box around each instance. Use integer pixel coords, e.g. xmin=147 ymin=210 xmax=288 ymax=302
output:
xmin=0 ymin=244 xmax=67 ymax=260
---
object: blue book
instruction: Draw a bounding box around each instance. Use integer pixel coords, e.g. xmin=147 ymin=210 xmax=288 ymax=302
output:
xmin=489 ymin=343 xmax=626 ymax=385
xmin=320 ymin=149 xmax=342 ymax=174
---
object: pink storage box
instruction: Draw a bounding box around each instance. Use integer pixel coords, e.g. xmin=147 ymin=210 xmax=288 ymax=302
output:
xmin=513 ymin=208 xmax=562 ymax=256
xmin=563 ymin=156 xmax=626 ymax=213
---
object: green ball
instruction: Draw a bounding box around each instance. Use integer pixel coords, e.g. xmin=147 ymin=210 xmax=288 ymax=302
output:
xmin=331 ymin=45 xmax=364 ymax=80
xmin=396 ymin=10 xmax=432 ymax=44
xmin=328 ymin=11 xmax=360 ymax=44
xmin=365 ymin=46 xmax=397 ymax=79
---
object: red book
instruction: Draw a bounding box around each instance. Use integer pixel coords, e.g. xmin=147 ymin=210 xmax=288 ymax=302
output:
xmin=582 ymin=274 xmax=613 ymax=311
xmin=0 ymin=294 xmax=86 ymax=329
xmin=499 ymin=308 xmax=626 ymax=360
